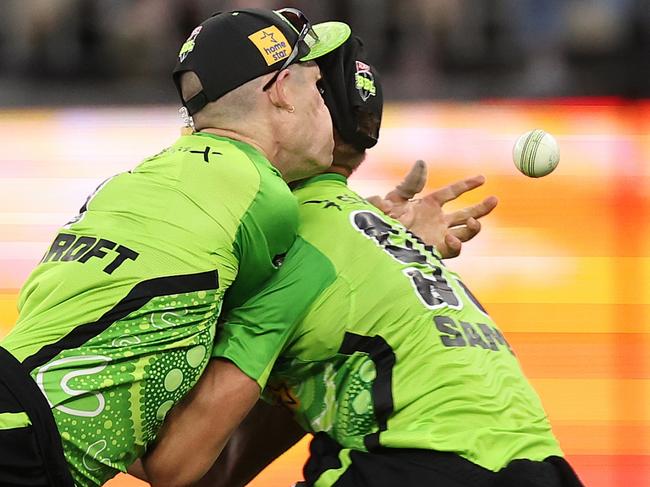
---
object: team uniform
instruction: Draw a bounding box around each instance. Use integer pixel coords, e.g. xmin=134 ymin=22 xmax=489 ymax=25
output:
xmin=0 ymin=133 xmax=297 ymax=486
xmin=215 ymin=173 xmax=578 ymax=486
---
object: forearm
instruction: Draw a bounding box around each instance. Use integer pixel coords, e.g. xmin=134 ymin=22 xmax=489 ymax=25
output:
xmin=195 ymin=400 xmax=306 ymax=487
xmin=127 ymin=459 xmax=147 ymax=481
xmin=143 ymin=359 xmax=260 ymax=487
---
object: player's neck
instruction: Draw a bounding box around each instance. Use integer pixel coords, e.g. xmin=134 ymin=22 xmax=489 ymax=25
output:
xmin=326 ymin=165 xmax=352 ymax=178
xmin=200 ymin=128 xmax=271 ymax=161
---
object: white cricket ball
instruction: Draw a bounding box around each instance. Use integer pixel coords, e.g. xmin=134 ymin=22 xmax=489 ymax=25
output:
xmin=512 ymin=129 xmax=560 ymax=178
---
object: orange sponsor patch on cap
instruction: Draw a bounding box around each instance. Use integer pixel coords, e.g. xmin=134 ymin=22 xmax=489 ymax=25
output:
xmin=248 ymin=25 xmax=291 ymax=66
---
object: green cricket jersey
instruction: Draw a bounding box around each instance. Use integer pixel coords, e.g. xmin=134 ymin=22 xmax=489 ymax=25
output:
xmin=1 ymin=133 xmax=297 ymax=486
xmin=215 ymin=173 xmax=562 ymax=476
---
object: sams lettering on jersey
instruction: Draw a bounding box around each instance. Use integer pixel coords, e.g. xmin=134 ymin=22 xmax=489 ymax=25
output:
xmin=42 ymin=233 xmax=139 ymax=274
xmin=434 ymin=316 xmax=513 ymax=354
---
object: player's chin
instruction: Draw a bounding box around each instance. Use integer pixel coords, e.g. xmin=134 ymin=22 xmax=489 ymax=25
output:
xmin=314 ymin=145 xmax=334 ymax=171
xmin=289 ymin=152 xmax=332 ymax=182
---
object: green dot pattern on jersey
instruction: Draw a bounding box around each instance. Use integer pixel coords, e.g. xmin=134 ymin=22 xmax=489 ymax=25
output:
xmin=334 ymin=355 xmax=376 ymax=449
xmin=38 ymin=289 xmax=219 ymax=486
xmin=276 ymin=354 xmax=377 ymax=451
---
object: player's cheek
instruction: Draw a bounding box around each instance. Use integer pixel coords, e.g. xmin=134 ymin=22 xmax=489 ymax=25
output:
xmin=317 ymin=91 xmax=329 ymax=118
xmin=313 ymin=85 xmax=326 ymax=108
xmin=311 ymin=95 xmax=327 ymax=123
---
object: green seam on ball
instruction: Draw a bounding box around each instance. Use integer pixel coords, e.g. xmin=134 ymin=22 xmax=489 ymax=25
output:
xmin=530 ymin=129 xmax=545 ymax=177
xmin=522 ymin=129 xmax=545 ymax=177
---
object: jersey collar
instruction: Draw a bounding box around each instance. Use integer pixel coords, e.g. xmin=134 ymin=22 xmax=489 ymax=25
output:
xmin=295 ymin=172 xmax=348 ymax=190
xmin=190 ymin=132 xmax=282 ymax=178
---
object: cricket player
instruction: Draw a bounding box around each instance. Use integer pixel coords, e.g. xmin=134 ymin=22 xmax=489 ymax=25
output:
xmin=142 ymin=33 xmax=585 ymax=487
xmin=0 ymin=8 xmax=350 ymax=487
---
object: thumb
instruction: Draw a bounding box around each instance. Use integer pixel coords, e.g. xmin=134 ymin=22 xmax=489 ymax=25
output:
xmin=386 ymin=159 xmax=428 ymax=202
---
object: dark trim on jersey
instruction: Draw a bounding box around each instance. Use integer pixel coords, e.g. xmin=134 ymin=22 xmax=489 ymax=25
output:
xmin=303 ymin=432 xmax=344 ymax=486
xmin=22 ymin=270 xmax=219 ymax=372
xmin=338 ymin=332 xmax=395 ymax=451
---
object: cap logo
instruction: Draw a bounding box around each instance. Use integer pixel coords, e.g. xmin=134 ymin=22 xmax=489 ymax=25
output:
xmin=354 ymin=60 xmax=376 ymax=101
xmin=248 ymin=26 xmax=291 ymax=66
xmin=356 ymin=61 xmax=370 ymax=73
xmin=179 ymin=26 xmax=202 ymax=63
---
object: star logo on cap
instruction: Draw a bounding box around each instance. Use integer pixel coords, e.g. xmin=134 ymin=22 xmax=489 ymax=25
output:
xmin=259 ymin=30 xmax=278 ymax=43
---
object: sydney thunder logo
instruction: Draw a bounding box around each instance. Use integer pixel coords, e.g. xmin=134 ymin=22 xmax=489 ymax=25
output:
xmin=354 ymin=60 xmax=377 ymax=102
xmin=179 ymin=26 xmax=203 ymax=63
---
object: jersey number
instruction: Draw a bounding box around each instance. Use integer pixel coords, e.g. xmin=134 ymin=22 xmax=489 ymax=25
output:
xmin=351 ymin=211 xmax=468 ymax=310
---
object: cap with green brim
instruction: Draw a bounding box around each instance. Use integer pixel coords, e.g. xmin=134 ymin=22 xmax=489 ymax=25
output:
xmin=301 ymin=22 xmax=352 ymax=61
xmin=172 ymin=9 xmax=351 ymax=115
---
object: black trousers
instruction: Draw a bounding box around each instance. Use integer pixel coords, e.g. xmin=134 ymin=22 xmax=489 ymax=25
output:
xmin=0 ymin=347 xmax=74 ymax=487
xmin=302 ymin=432 xmax=585 ymax=487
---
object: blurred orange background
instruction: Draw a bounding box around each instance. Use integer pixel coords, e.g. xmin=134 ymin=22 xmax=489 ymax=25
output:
xmin=1 ymin=100 xmax=648 ymax=486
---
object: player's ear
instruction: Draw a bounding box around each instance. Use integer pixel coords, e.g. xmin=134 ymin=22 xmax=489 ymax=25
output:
xmin=266 ymin=69 xmax=294 ymax=113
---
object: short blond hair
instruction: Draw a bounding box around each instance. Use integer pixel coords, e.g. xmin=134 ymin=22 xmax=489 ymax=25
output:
xmin=179 ymin=71 xmax=262 ymax=130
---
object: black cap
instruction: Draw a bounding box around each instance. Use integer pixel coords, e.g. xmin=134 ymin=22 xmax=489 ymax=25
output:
xmin=315 ymin=31 xmax=383 ymax=150
xmin=173 ymin=9 xmax=351 ymax=115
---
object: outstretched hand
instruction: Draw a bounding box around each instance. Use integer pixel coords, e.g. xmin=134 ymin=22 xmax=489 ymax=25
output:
xmin=366 ymin=161 xmax=498 ymax=259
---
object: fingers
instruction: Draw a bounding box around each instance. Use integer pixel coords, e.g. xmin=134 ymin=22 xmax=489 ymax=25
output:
xmin=424 ymin=174 xmax=486 ymax=205
xmin=386 ymin=159 xmax=428 ymax=203
xmin=366 ymin=195 xmax=393 ymax=214
xmin=481 ymin=195 xmax=499 ymax=214
xmin=441 ymin=234 xmax=462 ymax=259
xmin=387 ymin=204 xmax=409 ymax=220
xmin=366 ymin=195 xmax=412 ymax=220
xmin=450 ymin=217 xmax=481 ymax=243
xmin=445 ymin=195 xmax=498 ymax=227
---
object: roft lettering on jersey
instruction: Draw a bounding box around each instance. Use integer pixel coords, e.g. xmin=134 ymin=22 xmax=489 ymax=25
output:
xmin=42 ymin=232 xmax=139 ymax=275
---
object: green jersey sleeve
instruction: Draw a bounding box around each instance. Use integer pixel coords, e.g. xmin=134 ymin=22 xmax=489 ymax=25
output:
xmin=213 ymin=237 xmax=336 ymax=388
xmin=219 ymin=138 xmax=299 ymax=312
xmin=0 ymin=133 xmax=298 ymax=487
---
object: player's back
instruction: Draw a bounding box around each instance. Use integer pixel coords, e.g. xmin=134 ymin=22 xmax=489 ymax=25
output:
xmin=0 ymin=133 xmax=297 ymax=486
xmin=270 ymin=173 xmax=562 ymax=471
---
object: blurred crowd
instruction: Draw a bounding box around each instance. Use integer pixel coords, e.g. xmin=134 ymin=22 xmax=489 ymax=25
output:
xmin=0 ymin=0 xmax=648 ymax=105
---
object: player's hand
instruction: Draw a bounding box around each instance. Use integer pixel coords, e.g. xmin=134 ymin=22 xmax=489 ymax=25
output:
xmin=366 ymin=159 xmax=426 ymax=220
xmin=366 ymin=162 xmax=498 ymax=259
xmin=400 ymin=175 xmax=498 ymax=258
xmin=366 ymin=159 xmax=428 ymax=216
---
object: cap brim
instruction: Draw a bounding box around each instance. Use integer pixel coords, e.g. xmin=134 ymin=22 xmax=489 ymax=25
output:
xmin=301 ymin=21 xmax=351 ymax=61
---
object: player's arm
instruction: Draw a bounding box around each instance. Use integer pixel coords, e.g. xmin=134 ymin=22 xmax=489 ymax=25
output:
xmin=126 ymin=459 xmax=147 ymax=481
xmin=366 ymin=161 xmax=498 ymax=258
xmin=141 ymin=358 xmax=260 ymax=487
xmin=193 ymin=400 xmax=306 ymax=487
xmin=195 ymin=238 xmax=333 ymax=485
xmin=144 ymin=238 xmax=333 ymax=486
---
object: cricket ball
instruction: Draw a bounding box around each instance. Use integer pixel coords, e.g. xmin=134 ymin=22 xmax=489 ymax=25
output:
xmin=513 ymin=129 xmax=560 ymax=178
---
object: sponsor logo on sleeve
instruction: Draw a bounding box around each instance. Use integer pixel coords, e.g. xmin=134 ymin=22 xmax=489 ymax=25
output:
xmin=248 ymin=26 xmax=291 ymax=66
